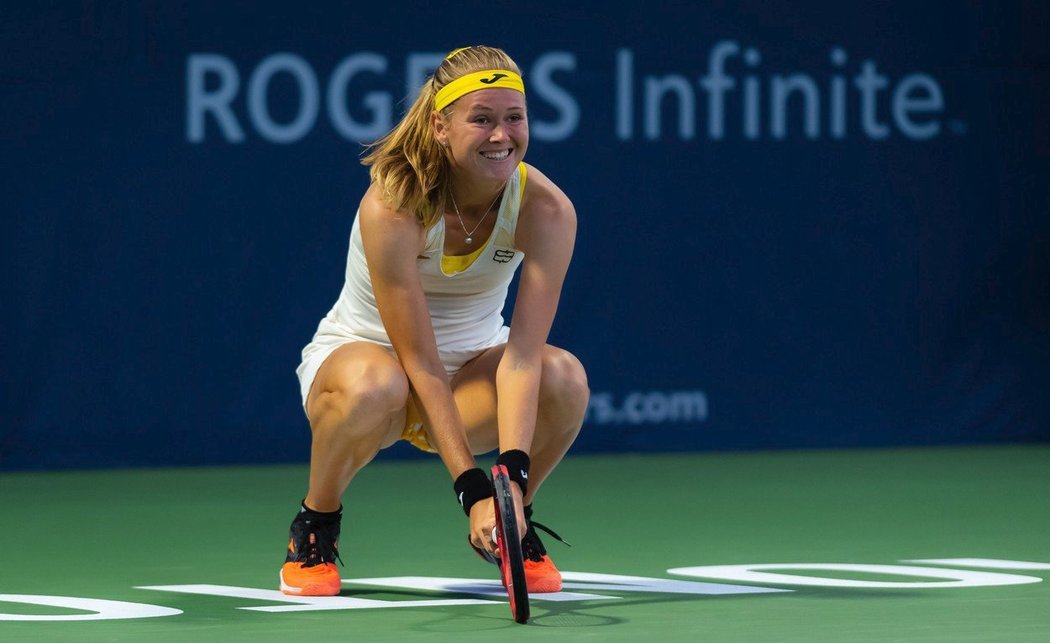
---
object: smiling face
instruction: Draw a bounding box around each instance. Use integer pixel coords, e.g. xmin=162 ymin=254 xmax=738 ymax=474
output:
xmin=433 ymin=88 xmax=529 ymax=187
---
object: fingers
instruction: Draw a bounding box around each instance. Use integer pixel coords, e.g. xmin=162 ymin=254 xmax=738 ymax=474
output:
xmin=469 ymin=498 xmax=499 ymax=555
xmin=468 ymin=481 xmax=530 ymax=554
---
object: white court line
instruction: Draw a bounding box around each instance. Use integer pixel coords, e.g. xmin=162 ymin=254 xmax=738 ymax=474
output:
xmin=904 ymin=558 xmax=1050 ymax=570
xmin=348 ymin=576 xmax=618 ymax=602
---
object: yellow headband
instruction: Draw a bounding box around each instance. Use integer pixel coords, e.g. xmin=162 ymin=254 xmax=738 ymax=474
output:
xmin=434 ymin=69 xmax=525 ymax=111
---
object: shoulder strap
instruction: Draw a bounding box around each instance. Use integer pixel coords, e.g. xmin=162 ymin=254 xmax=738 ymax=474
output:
xmin=494 ymin=163 xmax=527 ymax=247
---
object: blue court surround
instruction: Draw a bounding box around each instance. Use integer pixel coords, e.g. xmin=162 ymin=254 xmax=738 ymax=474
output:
xmin=2 ymin=2 xmax=1048 ymax=469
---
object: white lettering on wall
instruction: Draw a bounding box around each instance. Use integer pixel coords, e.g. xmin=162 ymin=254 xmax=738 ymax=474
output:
xmin=186 ymin=45 xmax=951 ymax=144
xmin=327 ymin=53 xmax=390 ymax=142
xmin=587 ymin=390 xmax=709 ymax=425
xmin=186 ymin=54 xmax=244 ymax=143
xmin=617 ymin=41 xmax=948 ymax=141
xmin=529 ymin=52 xmax=580 ymax=142
xmin=248 ymin=53 xmax=319 ymax=143
xmin=185 ymin=51 xmax=577 ymax=144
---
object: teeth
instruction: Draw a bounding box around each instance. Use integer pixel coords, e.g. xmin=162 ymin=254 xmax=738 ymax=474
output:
xmin=482 ymin=150 xmax=510 ymax=160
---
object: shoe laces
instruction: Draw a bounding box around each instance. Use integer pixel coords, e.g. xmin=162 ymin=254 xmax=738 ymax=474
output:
xmin=291 ymin=519 xmax=344 ymax=568
xmin=521 ymin=518 xmax=570 ymax=563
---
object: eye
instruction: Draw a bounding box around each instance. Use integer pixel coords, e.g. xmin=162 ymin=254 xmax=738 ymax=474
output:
xmin=472 ymin=116 xmax=490 ymax=124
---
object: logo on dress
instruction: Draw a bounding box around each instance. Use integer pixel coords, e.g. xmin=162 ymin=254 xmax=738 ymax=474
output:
xmin=493 ymin=249 xmax=516 ymax=263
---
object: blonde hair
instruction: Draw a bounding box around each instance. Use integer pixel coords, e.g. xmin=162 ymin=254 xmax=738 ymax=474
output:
xmin=361 ymin=46 xmax=523 ymax=228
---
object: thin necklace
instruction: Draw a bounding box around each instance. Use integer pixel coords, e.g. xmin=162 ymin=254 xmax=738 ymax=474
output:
xmin=450 ymin=183 xmax=506 ymax=244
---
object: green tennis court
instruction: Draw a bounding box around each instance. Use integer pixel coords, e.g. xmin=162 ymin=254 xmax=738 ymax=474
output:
xmin=3 ymin=445 xmax=1049 ymax=641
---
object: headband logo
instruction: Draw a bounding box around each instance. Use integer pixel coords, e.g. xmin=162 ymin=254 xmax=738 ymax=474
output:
xmin=479 ymin=73 xmax=508 ymax=85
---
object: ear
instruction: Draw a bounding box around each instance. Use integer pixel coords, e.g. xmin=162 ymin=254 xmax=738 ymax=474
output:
xmin=431 ymin=110 xmax=449 ymax=147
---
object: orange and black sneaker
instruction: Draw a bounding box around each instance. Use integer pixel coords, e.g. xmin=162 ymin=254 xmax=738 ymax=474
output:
xmin=520 ymin=505 xmax=568 ymax=593
xmin=279 ymin=507 xmax=343 ymax=596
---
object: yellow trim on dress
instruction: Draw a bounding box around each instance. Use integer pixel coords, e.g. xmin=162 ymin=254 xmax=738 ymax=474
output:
xmin=441 ymin=237 xmax=488 ymax=275
xmin=440 ymin=163 xmax=527 ymax=276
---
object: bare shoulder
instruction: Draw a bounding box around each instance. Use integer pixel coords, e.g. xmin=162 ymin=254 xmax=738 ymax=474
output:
xmin=359 ymin=184 xmax=408 ymax=227
xmin=521 ymin=163 xmax=576 ymax=227
xmin=358 ymin=184 xmax=425 ymax=245
xmin=518 ymin=164 xmax=576 ymax=254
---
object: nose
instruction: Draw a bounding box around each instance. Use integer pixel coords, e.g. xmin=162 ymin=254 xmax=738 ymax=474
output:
xmin=489 ymin=124 xmax=508 ymax=143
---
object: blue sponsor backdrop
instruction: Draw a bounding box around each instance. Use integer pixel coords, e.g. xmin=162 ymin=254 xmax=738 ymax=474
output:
xmin=3 ymin=2 xmax=1049 ymax=470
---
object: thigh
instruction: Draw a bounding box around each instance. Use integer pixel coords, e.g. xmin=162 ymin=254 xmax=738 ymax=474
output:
xmin=449 ymin=343 xmax=583 ymax=454
xmin=449 ymin=344 xmax=507 ymax=454
xmin=305 ymin=341 xmax=408 ymax=447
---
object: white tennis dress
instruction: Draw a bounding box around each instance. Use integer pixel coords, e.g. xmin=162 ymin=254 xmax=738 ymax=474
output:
xmin=296 ymin=163 xmax=527 ymax=407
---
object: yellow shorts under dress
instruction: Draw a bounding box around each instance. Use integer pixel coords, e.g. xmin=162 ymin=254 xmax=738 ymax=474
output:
xmin=401 ymin=395 xmax=436 ymax=453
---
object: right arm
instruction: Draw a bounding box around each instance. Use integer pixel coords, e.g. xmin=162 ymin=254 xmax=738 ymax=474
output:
xmin=358 ymin=186 xmax=477 ymax=479
xmin=360 ymin=189 xmax=500 ymax=551
xmin=360 ymin=189 xmax=501 ymax=552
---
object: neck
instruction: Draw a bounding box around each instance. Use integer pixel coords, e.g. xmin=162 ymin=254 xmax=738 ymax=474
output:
xmin=447 ymin=183 xmax=503 ymax=218
xmin=450 ymin=179 xmax=506 ymax=217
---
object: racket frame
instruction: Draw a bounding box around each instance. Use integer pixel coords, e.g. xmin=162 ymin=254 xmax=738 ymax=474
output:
xmin=492 ymin=463 xmax=530 ymax=624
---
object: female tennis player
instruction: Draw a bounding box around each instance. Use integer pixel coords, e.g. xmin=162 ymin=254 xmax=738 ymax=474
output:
xmin=279 ymin=45 xmax=588 ymax=597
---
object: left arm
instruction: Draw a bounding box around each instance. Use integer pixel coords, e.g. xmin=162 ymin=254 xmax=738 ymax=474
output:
xmin=497 ymin=166 xmax=577 ymax=453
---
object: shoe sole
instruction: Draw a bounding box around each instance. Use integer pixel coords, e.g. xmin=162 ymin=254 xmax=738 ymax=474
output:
xmin=526 ymin=577 xmax=562 ymax=593
xmin=279 ymin=568 xmax=341 ymax=596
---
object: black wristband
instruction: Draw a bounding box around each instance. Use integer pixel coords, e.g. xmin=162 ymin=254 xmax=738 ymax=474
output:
xmin=496 ymin=449 xmax=530 ymax=496
xmin=454 ymin=468 xmax=492 ymax=516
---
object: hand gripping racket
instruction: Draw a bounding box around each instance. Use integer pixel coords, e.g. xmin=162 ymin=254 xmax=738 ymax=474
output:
xmin=492 ymin=464 xmax=529 ymax=624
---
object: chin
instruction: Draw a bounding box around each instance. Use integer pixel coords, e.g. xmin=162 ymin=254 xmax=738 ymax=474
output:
xmin=484 ymin=156 xmax=521 ymax=180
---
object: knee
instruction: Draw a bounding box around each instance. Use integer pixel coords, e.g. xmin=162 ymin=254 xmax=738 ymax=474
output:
xmin=539 ymin=348 xmax=590 ymax=423
xmin=310 ymin=362 xmax=409 ymax=428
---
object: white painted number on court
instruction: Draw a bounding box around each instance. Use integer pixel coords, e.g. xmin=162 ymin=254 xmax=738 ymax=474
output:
xmin=2 ymin=558 xmax=1046 ymax=621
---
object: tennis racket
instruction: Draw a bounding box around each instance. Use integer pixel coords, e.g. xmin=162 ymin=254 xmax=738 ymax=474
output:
xmin=492 ymin=464 xmax=529 ymax=624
